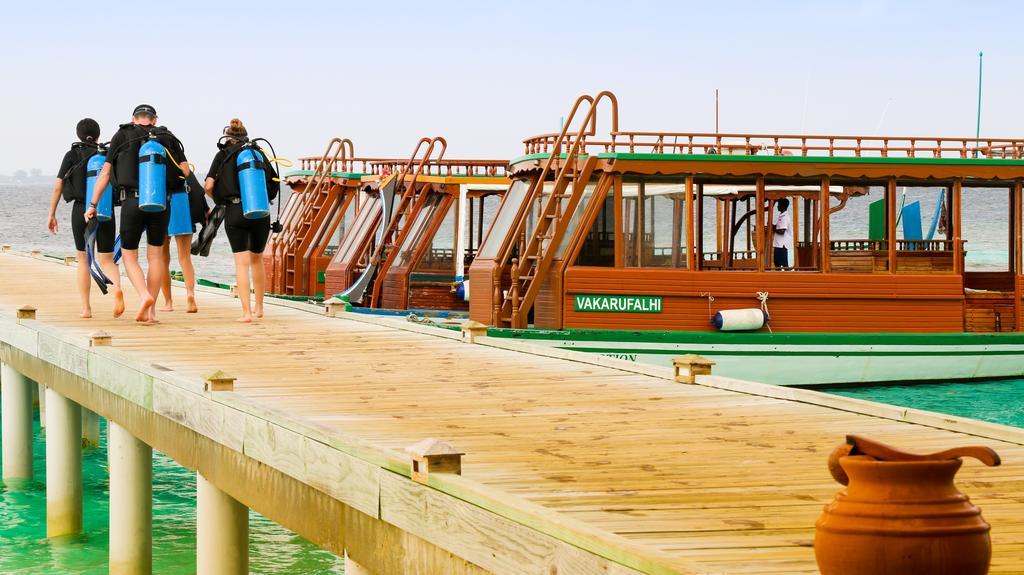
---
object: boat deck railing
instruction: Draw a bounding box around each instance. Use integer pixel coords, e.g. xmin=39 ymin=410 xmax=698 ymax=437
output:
xmin=298 ymin=156 xmax=508 ymax=177
xmin=829 ymin=239 xmax=959 ymax=252
xmin=523 ymin=132 xmax=1024 ymax=160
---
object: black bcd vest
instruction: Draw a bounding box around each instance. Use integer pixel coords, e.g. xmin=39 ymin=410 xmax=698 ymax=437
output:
xmin=211 ymin=141 xmax=280 ymax=206
xmin=109 ymin=124 xmax=186 ymax=191
xmin=60 ymin=142 xmax=100 ymax=202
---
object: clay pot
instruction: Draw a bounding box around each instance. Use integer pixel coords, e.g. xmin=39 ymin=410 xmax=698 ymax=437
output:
xmin=815 ymin=453 xmax=993 ymax=575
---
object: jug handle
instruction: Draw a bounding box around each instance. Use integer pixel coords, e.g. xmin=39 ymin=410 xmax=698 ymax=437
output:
xmin=848 ymin=435 xmax=1001 ymax=467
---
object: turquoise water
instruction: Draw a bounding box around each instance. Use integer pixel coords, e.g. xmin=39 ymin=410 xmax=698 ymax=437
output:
xmin=829 ymin=378 xmax=1024 ymax=428
xmin=0 ymin=412 xmax=343 ymax=574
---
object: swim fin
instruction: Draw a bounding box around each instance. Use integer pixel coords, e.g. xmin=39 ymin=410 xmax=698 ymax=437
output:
xmin=187 ymin=173 xmax=210 ymax=225
xmin=191 ymin=204 xmax=225 ymax=257
xmin=84 ymin=219 xmax=112 ymax=295
xmin=113 ymin=235 xmax=122 ymax=264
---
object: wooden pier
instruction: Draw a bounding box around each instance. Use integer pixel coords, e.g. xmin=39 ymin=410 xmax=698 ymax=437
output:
xmin=1 ymin=251 xmax=1023 ymax=574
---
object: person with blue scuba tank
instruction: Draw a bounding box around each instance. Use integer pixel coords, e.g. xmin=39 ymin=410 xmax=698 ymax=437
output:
xmin=203 ymin=119 xmax=280 ymax=323
xmin=47 ymin=118 xmax=124 ymax=318
xmin=84 ymin=104 xmax=190 ymax=324
xmin=157 ymin=164 xmax=205 ymax=314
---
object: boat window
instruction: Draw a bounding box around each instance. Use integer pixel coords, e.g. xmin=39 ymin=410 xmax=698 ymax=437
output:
xmin=395 ymin=193 xmax=445 ymax=268
xmin=476 ymin=179 xmax=530 ymax=259
xmin=329 ymin=194 xmax=359 ymax=250
xmin=416 ymin=199 xmax=457 ymax=276
xmin=333 ymin=195 xmax=380 ymax=265
xmin=464 ymin=193 xmax=502 ymax=270
xmin=554 ymin=182 xmax=598 ymax=259
xmin=827 ymin=185 xmax=888 ymax=273
xmin=962 ymin=186 xmax=1009 ymax=272
xmin=622 ymin=179 xmax=688 ymax=268
xmin=574 ymin=192 xmax=615 ymax=267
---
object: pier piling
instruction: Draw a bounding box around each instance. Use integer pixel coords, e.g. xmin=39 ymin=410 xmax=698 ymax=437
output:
xmin=108 ymin=421 xmax=153 ymax=575
xmin=344 ymin=551 xmax=371 ymax=575
xmin=197 ymin=474 xmax=249 ymax=575
xmin=82 ymin=409 xmax=101 ymax=448
xmin=45 ymin=387 xmax=83 ymax=537
xmin=1 ymin=363 xmax=34 ymax=481
xmin=38 ymin=382 xmax=46 ymax=428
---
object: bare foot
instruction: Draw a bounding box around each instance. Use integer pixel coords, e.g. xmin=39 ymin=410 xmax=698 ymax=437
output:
xmin=80 ymin=308 xmax=93 ymax=319
xmin=161 ymin=300 xmax=174 ymax=312
xmin=112 ymin=288 xmax=125 ymax=318
xmin=186 ymin=293 xmax=198 ymax=313
xmin=236 ymin=314 xmax=253 ymax=323
xmin=254 ymin=306 xmax=263 ymax=319
xmin=135 ymin=295 xmax=155 ymax=323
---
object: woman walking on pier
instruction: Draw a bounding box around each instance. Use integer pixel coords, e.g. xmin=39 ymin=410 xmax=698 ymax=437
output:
xmin=204 ymin=119 xmax=274 ymax=323
xmin=48 ymin=118 xmax=124 ymax=318
xmin=157 ymin=173 xmax=203 ymax=314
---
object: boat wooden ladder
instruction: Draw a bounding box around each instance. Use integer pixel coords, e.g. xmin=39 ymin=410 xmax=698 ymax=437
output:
xmin=497 ymin=92 xmax=618 ymax=328
xmin=269 ymin=138 xmax=351 ymax=294
xmin=355 ymin=137 xmax=447 ymax=306
xmin=288 ymin=139 xmax=354 ymax=294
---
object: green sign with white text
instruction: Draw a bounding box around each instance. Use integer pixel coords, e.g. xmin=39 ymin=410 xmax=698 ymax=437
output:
xmin=573 ymin=294 xmax=662 ymax=313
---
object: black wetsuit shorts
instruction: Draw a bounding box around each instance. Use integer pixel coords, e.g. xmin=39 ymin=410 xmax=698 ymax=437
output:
xmin=224 ymin=202 xmax=270 ymax=254
xmin=71 ymin=200 xmax=115 ymax=253
xmin=119 ymin=193 xmax=170 ymax=250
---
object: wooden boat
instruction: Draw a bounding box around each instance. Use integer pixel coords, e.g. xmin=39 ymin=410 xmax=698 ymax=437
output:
xmin=266 ymin=137 xmax=508 ymax=311
xmin=466 ymin=91 xmax=1024 ymax=385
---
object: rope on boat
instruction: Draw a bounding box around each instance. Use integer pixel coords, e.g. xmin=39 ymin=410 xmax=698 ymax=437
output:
xmin=700 ymin=292 xmax=715 ymax=319
xmin=406 ymin=314 xmax=436 ymax=325
xmin=756 ymin=292 xmax=772 ymax=333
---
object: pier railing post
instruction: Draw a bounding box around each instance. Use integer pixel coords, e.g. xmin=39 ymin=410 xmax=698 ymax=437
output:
xmin=1 ymin=363 xmax=34 ymax=482
xmin=45 ymin=387 xmax=82 ymax=537
xmin=673 ymin=354 xmax=716 ymax=384
xmin=459 ymin=320 xmax=488 ymax=344
xmin=197 ymin=473 xmax=249 ymax=575
xmin=109 ymin=421 xmax=153 ymax=575
xmin=407 ymin=438 xmax=464 ymax=484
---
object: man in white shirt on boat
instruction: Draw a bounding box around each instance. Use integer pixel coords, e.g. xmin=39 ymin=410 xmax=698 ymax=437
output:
xmin=773 ymin=198 xmax=792 ymax=269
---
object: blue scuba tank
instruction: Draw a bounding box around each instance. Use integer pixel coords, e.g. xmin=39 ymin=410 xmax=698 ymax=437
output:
xmin=138 ymin=139 xmax=167 ymax=212
xmin=167 ymin=190 xmax=192 ymax=236
xmin=236 ymin=147 xmax=270 ymax=219
xmin=86 ymin=152 xmax=113 ymax=221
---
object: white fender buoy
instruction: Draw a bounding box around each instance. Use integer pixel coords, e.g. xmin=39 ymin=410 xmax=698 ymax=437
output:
xmin=712 ymin=308 xmax=767 ymax=331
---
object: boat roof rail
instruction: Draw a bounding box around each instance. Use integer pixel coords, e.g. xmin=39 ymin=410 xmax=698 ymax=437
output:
xmin=299 ymin=156 xmax=508 ymax=177
xmin=522 ymin=131 xmax=1024 ymax=160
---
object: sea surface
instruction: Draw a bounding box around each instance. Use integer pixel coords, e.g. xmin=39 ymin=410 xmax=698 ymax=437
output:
xmin=1 ymin=182 xmax=1013 ymax=280
xmin=0 ymin=414 xmax=343 ymax=574
xmin=0 ymin=182 xmax=296 ymax=285
xmin=829 ymin=379 xmax=1024 ymax=428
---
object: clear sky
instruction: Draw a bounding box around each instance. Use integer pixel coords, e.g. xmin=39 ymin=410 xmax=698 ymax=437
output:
xmin=1 ymin=0 xmax=1021 ymax=175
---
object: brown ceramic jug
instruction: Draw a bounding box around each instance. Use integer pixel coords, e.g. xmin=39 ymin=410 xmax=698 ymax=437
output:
xmin=815 ymin=434 xmax=1001 ymax=575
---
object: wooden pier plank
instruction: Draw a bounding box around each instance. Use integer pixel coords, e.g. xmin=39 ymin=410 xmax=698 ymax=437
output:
xmin=1 ymin=253 xmax=1023 ymax=574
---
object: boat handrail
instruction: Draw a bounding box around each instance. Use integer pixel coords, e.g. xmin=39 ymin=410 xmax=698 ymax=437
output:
xmin=828 ymin=239 xmax=961 ymax=252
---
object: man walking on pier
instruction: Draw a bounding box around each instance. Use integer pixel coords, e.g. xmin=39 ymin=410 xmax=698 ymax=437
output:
xmin=85 ymin=105 xmax=190 ymax=323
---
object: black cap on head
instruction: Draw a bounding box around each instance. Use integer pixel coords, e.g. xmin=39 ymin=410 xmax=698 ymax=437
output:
xmin=133 ymin=104 xmax=157 ymax=117
xmin=76 ymin=118 xmax=100 ymax=143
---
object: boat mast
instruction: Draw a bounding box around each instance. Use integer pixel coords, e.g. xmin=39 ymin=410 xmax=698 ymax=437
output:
xmin=975 ymin=50 xmax=983 ymax=157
